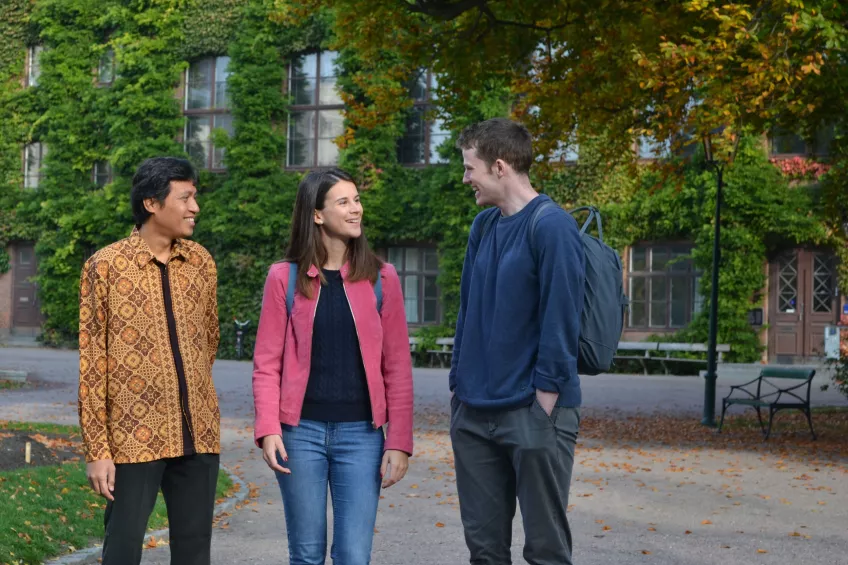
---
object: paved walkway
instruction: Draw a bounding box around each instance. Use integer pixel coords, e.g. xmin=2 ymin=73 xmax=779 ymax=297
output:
xmin=1 ymin=347 xmax=846 ymax=564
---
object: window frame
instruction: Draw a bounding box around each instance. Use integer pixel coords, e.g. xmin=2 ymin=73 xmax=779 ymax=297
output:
xmin=183 ymin=56 xmax=233 ymax=172
xmin=286 ymin=51 xmax=345 ymax=170
xmin=23 ymin=142 xmax=47 ymax=189
xmin=626 ymin=243 xmax=701 ymax=330
xmin=398 ymin=70 xmax=449 ymax=167
xmin=388 ymin=245 xmax=442 ymax=326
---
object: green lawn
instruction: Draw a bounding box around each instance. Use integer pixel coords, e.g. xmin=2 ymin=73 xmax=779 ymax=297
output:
xmin=0 ymin=422 xmax=233 ymax=565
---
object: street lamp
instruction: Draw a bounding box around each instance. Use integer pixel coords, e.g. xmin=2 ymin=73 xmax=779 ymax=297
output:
xmin=701 ymin=135 xmax=723 ymax=427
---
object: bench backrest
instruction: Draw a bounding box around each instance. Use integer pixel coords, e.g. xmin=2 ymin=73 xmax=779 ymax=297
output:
xmin=435 ymin=337 xmax=454 ymax=347
xmin=760 ymin=367 xmax=815 ymax=380
xmin=656 ymin=343 xmax=731 ymax=353
xmin=617 ymin=342 xmax=659 ymax=351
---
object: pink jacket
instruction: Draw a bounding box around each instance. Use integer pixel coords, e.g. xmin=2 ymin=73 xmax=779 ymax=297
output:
xmin=252 ymin=261 xmax=414 ymax=454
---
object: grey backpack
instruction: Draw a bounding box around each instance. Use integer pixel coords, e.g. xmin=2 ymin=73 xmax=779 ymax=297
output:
xmin=482 ymin=202 xmax=626 ymax=375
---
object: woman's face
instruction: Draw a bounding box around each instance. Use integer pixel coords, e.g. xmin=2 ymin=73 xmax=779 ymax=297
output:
xmin=314 ymin=180 xmax=363 ymax=241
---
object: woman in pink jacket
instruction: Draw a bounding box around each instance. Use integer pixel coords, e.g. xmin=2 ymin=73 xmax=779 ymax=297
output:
xmin=252 ymin=167 xmax=414 ymax=565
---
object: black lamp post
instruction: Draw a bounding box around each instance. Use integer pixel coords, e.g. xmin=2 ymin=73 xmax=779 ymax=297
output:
xmin=701 ymin=135 xmax=723 ymax=428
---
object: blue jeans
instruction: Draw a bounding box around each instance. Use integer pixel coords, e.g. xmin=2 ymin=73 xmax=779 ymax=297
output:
xmin=275 ymin=420 xmax=384 ymax=565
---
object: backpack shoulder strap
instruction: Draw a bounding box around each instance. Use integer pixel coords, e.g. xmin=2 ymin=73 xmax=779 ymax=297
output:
xmin=286 ymin=262 xmax=297 ymax=318
xmin=478 ymin=207 xmax=501 ymax=242
xmin=528 ymin=200 xmax=558 ymax=253
xmin=375 ymin=272 xmax=383 ymax=313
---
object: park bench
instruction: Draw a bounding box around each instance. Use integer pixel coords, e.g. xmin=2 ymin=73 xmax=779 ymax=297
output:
xmin=409 ymin=336 xmax=421 ymax=353
xmin=614 ymin=342 xmax=731 ymax=375
xmin=718 ymin=367 xmax=817 ymax=440
xmin=427 ymin=337 xmax=455 ymax=368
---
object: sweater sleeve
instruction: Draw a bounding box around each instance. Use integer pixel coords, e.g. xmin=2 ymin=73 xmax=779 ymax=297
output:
xmin=449 ymin=209 xmax=492 ymax=392
xmin=532 ymin=210 xmax=585 ymax=392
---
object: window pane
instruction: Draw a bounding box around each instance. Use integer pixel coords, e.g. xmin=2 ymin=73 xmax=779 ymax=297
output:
xmin=318 ymin=109 xmax=344 ymax=138
xmin=186 ymin=116 xmax=211 ymax=169
xmin=631 ymin=247 xmax=646 ymax=271
xmin=28 ymin=46 xmax=42 ymax=87
xmin=291 ymin=53 xmax=318 ymax=80
xmin=424 ymin=249 xmax=438 ymax=271
xmin=388 ymin=247 xmax=403 ymax=267
xmin=651 ymin=248 xmax=668 ymax=271
xmin=651 ymin=277 xmax=666 ymax=301
xmin=214 ymin=56 xmax=231 ymax=109
xmin=650 ymin=301 xmax=668 ymax=327
xmin=693 ymin=276 xmax=704 ymax=313
xmin=289 ymin=111 xmax=315 ymax=140
xmin=399 ymin=108 xmax=426 ymax=164
xmin=290 ymin=53 xmax=318 ymax=105
xmin=98 ymin=49 xmax=115 ymax=83
xmin=670 ymin=276 xmax=689 ymax=327
xmin=398 ymin=135 xmax=425 ymax=164
xmin=290 ymin=78 xmax=317 ymax=106
xmin=670 ymin=276 xmax=688 ymax=301
xmin=404 ymin=276 xmax=419 ymax=323
xmin=423 ymin=299 xmax=438 ymax=323
xmin=429 ymin=117 xmax=450 ymax=164
xmin=424 ymin=275 xmax=438 ymax=299
xmin=317 ymin=110 xmax=344 ymax=166
xmin=317 ymin=139 xmax=339 ymax=166
xmin=94 ymin=160 xmax=111 ymax=187
xmin=671 ymin=300 xmax=687 ymax=327
xmin=212 ymin=114 xmax=233 ymax=169
xmin=187 ymin=59 xmax=213 ymax=110
xmin=670 ymin=248 xmax=692 ymax=271
xmin=637 ymin=136 xmax=667 ymax=159
xmin=320 ymin=51 xmax=340 ymax=78
xmin=770 ymin=131 xmax=806 ymax=155
xmin=629 ymin=277 xmax=646 ymax=301
xmin=629 ymin=302 xmax=646 ymax=327
xmin=318 ymin=51 xmax=342 ymax=105
xmin=408 ymin=70 xmax=428 ymax=101
xmin=405 ymin=248 xmax=420 ymax=272
xmin=287 ymin=139 xmax=314 ymax=168
xmin=813 ymin=123 xmax=834 ymax=156
xmin=24 ymin=143 xmax=44 ymax=189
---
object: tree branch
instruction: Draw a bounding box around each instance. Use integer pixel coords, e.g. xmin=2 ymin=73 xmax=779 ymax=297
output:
xmin=403 ymin=0 xmax=576 ymax=32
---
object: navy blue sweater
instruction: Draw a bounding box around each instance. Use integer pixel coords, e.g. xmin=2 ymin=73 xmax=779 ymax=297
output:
xmin=449 ymin=194 xmax=585 ymax=409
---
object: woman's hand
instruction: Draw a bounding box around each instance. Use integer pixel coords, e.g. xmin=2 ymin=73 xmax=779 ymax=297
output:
xmin=380 ymin=449 xmax=409 ymax=488
xmin=261 ymin=434 xmax=291 ymax=474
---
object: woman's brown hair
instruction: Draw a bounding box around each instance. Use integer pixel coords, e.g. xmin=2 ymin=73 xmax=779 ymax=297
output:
xmin=284 ymin=167 xmax=382 ymax=298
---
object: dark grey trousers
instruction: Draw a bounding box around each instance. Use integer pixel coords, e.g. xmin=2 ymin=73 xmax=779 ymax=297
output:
xmin=450 ymin=394 xmax=579 ymax=565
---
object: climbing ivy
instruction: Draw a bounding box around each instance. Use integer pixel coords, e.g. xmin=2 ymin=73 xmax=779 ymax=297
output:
xmin=0 ymin=0 xmax=842 ymax=363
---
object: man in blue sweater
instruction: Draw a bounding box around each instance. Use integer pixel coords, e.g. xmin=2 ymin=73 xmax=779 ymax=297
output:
xmin=449 ymin=118 xmax=586 ymax=565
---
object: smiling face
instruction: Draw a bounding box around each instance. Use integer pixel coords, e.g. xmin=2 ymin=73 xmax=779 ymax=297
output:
xmin=462 ymin=147 xmax=504 ymax=208
xmin=314 ymin=180 xmax=362 ymax=241
xmin=144 ymin=180 xmax=199 ymax=239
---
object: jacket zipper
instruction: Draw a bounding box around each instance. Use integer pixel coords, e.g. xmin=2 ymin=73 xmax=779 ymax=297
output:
xmin=342 ymin=280 xmax=377 ymax=428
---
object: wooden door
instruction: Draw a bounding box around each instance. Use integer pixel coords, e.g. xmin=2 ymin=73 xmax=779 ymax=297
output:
xmin=768 ymin=249 xmax=838 ymax=361
xmin=12 ymin=242 xmax=42 ymax=327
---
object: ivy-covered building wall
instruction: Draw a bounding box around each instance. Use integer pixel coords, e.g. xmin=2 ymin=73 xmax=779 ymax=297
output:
xmin=1 ymin=0 xmax=845 ymax=363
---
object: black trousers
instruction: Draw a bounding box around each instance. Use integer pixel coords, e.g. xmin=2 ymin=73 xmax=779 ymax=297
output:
xmin=101 ymin=453 xmax=220 ymax=565
xmin=450 ymin=395 xmax=580 ymax=565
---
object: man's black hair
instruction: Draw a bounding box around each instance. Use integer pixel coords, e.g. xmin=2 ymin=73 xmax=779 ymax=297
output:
xmin=130 ymin=157 xmax=197 ymax=226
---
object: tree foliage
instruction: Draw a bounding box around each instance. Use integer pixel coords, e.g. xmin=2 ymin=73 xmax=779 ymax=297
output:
xmin=278 ymin=0 xmax=848 ymax=166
